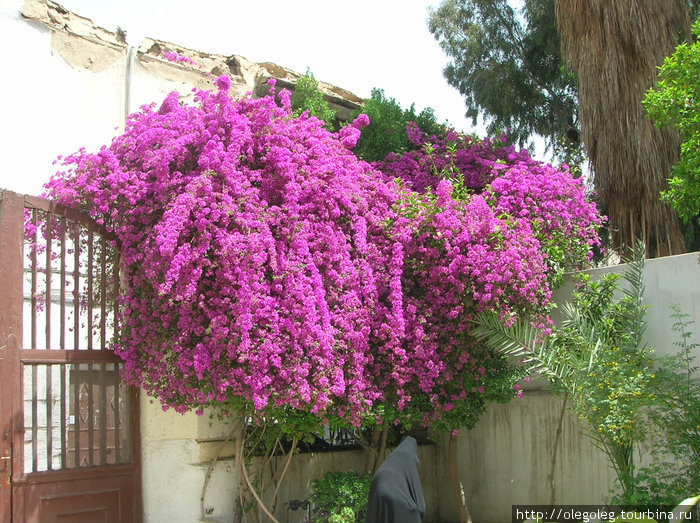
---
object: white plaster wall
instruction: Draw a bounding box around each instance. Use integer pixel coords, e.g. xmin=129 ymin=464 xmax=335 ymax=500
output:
xmin=130 ymin=58 xmax=197 ymax=112
xmin=0 ymin=0 xmax=127 ymax=196
xmin=140 ymin=399 xmax=238 ymax=523
xmin=0 ymin=3 xmax=237 ymax=199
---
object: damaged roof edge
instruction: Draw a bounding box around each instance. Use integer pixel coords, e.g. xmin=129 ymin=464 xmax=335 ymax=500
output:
xmin=20 ymin=0 xmax=364 ymax=111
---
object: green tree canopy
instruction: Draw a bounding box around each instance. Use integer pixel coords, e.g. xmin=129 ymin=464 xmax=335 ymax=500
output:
xmin=427 ymin=0 xmax=579 ymax=156
xmin=429 ymin=0 xmax=699 ymax=254
xmin=691 ymin=0 xmax=700 ymax=21
xmin=290 ymin=69 xmax=337 ymax=130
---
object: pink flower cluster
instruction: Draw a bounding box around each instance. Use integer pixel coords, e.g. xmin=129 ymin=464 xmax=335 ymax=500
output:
xmin=42 ymin=77 xmax=601 ymax=429
xmin=362 ymin=126 xmax=601 ymax=426
xmin=162 ymin=50 xmax=198 ymax=67
xmin=379 ymin=129 xmax=602 ymax=283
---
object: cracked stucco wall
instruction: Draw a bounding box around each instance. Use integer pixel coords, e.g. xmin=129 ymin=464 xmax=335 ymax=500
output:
xmin=20 ymin=0 xmax=127 ymax=72
xmin=18 ymin=0 xmax=365 ymax=107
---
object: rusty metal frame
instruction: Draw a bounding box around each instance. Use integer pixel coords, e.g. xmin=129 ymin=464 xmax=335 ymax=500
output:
xmin=0 ymin=191 xmax=24 ymax=522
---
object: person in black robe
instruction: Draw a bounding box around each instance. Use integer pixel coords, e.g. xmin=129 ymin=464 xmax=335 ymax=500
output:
xmin=366 ymin=435 xmax=426 ymax=522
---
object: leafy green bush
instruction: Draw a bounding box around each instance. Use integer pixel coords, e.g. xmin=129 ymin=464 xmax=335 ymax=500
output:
xmin=643 ymin=22 xmax=700 ymax=225
xmin=310 ymin=471 xmax=372 ymax=523
xmin=328 ymin=507 xmax=356 ymax=523
xmin=350 ymin=88 xmax=447 ymax=162
xmin=290 ymin=69 xmax=337 ymax=130
xmin=622 ymin=305 xmax=700 ymax=504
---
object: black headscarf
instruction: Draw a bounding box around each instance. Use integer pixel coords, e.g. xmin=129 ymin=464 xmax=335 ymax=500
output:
xmin=366 ymin=436 xmax=426 ymax=523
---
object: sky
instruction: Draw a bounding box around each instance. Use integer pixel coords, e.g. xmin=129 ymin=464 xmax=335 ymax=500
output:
xmin=55 ymin=0 xmax=484 ymax=137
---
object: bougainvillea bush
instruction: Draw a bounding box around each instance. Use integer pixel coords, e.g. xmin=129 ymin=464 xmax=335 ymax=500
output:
xmin=44 ymin=77 xmax=401 ymax=424
xmin=380 ymin=124 xmax=602 ymax=286
xmin=41 ymin=75 xmax=602 ymax=432
xmin=371 ymin=125 xmax=602 ymax=428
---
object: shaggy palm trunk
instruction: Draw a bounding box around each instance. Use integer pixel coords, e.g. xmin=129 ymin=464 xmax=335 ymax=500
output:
xmin=555 ymin=0 xmax=690 ymax=257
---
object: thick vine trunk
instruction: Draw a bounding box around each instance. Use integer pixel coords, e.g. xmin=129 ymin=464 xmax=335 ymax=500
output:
xmin=201 ymin=423 xmax=240 ymax=520
xmin=374 ymin=424 xmax=389 ymax=474
xmin=363 ymin=426 xmax=383 ymax=473
xmin=362 ymin=422 xmax=390 ymax=474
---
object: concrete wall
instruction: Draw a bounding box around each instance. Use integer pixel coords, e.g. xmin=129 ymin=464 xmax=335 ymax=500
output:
xmin=140 ymin=401 xmax=442 ymax=523
xmin=140 ymin=401 xmax=239 ymax=523
xmin=436 ymin=392 xmax=620 ymax=523
xmin=552 ymin=251 xmax=700 ymax=360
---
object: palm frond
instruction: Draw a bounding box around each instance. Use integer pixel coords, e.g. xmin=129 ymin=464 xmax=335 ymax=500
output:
xmin=621 ymin=240 xmax=646 ymax=305
xmin=618 ymin=240 xmax=649 ymax=347
xmin=472 ymin=312 xmax=571 ymax=384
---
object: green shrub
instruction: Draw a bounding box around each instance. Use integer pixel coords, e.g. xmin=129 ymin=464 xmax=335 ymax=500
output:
xmin=291 ymin=69 xmax=337 ymax=130
xmin=310 ymin=471 xmax=372 ymax=523
xmin=643 ymin=22 xmax=700 ymax=225
xmin=350 ymin=88 xmax=446 ymax=162
xmin=621 ymin=305 xmax=700 ymax=504
xmin=476 ymin=243 xmax=700 ymax=503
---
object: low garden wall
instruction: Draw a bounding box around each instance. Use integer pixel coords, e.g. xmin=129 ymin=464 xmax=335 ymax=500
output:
xmin=436 ymin=391 xmax=618 ymax=523
xmin=443 ymin=251 xmax=700 ymax=523
xmin=141 ymin=400 xmax=441 ymax=522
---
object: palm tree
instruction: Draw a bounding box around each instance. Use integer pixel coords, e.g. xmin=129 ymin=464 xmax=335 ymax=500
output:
xmin=554 ymin=0 xmax=691 ymax=257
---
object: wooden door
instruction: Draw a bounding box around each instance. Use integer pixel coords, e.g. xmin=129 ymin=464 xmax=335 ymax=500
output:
xmin=0 ymin=190 xmax=142 ymax=522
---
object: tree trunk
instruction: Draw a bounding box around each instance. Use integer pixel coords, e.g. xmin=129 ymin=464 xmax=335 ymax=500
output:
xmin=361 ymin=422 xmax=390 ymax=474
xmin=548 ymin=393 xmax=568 ymax=506
xmin=363 ymin=426 xmax=382 ymax=473
xmin=448 ymin=433 xmax=472 ymax=523
xmin=200 ymin=423 xmax=240 ymax=520
xmin=555 ymin=0 xmax=691 ymax=257
xmin=374 ymin=424 xmax=390 ymax=474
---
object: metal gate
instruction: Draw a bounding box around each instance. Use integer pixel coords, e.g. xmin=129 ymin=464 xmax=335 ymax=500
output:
xmin=0 ymin=190 xmax=141 ymax=522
